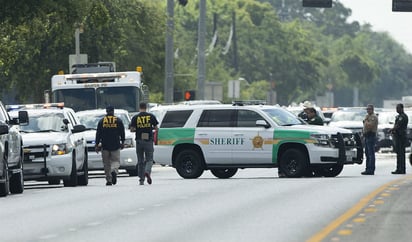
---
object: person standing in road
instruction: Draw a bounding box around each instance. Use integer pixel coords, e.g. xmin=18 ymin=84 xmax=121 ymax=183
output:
xmin=361 ymin=104 xmax=378 ymax=175
xmin=130 ymin=102 xmax=159 ymax=185
xmin=95 ymin=106 xmax=125 ymax=186
xmin=390 ymin=103 xmax=408 ymax=174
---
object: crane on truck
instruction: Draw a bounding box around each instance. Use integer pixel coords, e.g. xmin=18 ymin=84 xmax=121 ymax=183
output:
xmin=49 ymin=63 xmax=149 ymax=115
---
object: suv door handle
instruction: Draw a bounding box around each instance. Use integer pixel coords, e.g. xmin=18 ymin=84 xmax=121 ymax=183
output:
xmin=234 ymin=133 xmax=244 ymax=136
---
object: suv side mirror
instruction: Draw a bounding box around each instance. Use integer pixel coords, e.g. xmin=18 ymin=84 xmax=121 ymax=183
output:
xmin=8 ymin=111 xmax=29 ymax=126
xmin=72 ymin=124 xmax=86 ymax=133
xmin=256 ymin=120 xmax=270 ymax=128
xmin=18 ymin=111 xmax=29 ymax=125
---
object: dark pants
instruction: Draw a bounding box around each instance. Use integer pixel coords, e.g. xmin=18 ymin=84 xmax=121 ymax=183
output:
xmin=393 ymin=135 xmax=406 ymax=173
xmin=364 ymin=135 xmax=376 ymax=173
xmin=135 ymin=140 xmax=154 ymax=183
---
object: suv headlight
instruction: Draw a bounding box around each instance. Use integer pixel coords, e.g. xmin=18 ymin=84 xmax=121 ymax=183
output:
xmin=310 ymin=133 xmax=332 ymax=147
xmin=52 ymin=143 xmax=72 ymax=155
xmin=124 ymin=138 xmax=134 ymax=148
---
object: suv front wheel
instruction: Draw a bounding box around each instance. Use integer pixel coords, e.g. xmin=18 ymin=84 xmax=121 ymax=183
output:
xmin=210 ymin=168 xmax=238 ymax=179
xmin=0 ymin=161 xmax=9 ymax=197
xmin=175 ymin=150 xmax=204 ymax=179
xmin=64 ymin=154 xmax=78 ymax=187
xmin=313 ymin=164 xmax=344 ymax=177
xmin=279 ymin=149 xmax=308 ymax=178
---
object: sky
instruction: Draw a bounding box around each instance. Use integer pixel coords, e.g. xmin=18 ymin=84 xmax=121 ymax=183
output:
xmin=339 ymin=0 xmax=412 ymax=53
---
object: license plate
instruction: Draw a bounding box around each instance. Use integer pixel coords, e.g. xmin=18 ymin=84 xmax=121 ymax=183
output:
xmin=346 ymin=151 xmax=354 ymax=161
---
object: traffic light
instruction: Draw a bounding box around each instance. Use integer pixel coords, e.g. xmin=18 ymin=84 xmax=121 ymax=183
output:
xmin=393 ymin=0 xmax=412 ymax=12
xmin=184 ymin=90 xmax=196 ymax=101
xmin=178 ymin=0 xmax=188 ymax=6
xmin=302 ymin=0 xmax=332 ymax=8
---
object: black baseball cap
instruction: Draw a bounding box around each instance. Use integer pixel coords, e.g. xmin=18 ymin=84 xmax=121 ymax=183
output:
xmin=106 ymin=105 xmax=114 ymax=112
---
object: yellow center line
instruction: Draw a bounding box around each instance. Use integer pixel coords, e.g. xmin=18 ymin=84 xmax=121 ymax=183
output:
xmin=306 ymin=175 xmax=412 ymax=242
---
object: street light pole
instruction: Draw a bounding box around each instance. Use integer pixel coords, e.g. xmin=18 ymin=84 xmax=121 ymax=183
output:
xmin=197 ymin=0 xmax=206 ymax=100
xmin=165 ymin=0 xmax=175 ymax=104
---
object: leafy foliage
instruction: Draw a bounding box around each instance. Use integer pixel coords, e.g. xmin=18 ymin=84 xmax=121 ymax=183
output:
xmin=1 ymin=0 xmax=412 ymax=107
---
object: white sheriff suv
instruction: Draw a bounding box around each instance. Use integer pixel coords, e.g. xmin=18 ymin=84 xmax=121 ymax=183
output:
xmin=8 ymin=103 xmax=88 ymax=186
xmin=76 ymin=109 xmax=137 ymax=176
xmin=154 ymin=103 xmax=363 ymax=179
xmin=0 ymin=101 xmax=28 ymax=197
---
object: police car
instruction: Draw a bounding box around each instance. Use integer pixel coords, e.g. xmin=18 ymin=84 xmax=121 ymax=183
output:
xmin=76 ymin=109 xmax=137 ymax=176
xmin=154 ymin=103 xmax=363 ymax=178
xmin=0 ymin=101 xmax=28 ymax=197
xmin=8 ymin=103 xmax=88 ymax=186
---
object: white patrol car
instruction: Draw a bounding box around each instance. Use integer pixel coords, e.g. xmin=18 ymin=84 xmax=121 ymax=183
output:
xmin=154 ymin=103 xmax=363 ymax=179
xmin=76 ymin=109 xmax=137 ymax=176
xmin=0 ymin=101 xmax=28 ymax=197
xmin=8 ymin=103 xmax=88 ymax=186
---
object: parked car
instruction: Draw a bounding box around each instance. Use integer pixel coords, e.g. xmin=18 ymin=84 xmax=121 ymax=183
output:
xmin=376 ymin=110 xmax=397 ymax=152
xmin=8 ymin=103 xmax=88 ymax=187
xmin=0 ymin=101 xmax=28 ymax=197
xmin=154 ymin=103 xmax=363 ymax=179
xmin=328 ymin=107 xmax=366 ymax=138
xmin=76 ymin=109 xmax=138 ymax=176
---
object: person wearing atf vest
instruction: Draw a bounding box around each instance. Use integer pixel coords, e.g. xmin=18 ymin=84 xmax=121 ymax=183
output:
xmin=130 ymin=102 xmax=159 ymax=185
xmin=95 ymin=106 xmax=125 ymax=186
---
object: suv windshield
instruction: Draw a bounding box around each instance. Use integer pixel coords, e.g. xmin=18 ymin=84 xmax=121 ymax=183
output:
xmin=20 ymin=112 xmax=66 ymax=133
xmin=78 ymin=112 xmax=130 ymax=129
xmin=263 ymin=108 xmax=304 ymax=126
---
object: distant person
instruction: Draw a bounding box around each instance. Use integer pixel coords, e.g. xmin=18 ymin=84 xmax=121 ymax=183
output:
xmin=390 ymin=103 xmax=408 ymax=174
xmin=95 ymin=106 xmax=125 ymax=185
xmin=305 ymin=107 xmax=324 ymax=126
xmin=130 ymin=102 xmax=159 ymax=185
xmin=361 ymin=104 xmax=378 ymax=175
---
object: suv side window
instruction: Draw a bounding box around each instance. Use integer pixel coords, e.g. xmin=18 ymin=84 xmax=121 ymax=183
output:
xmin=66 ymin=111 xmax=78 ymax=125
xmin=198 ymin=109 xmax=235 ymax=127
xmin=161 ymin=110 xmax=193 ymax=128
xmin=237 ymin=110 xmax=265 ymax=127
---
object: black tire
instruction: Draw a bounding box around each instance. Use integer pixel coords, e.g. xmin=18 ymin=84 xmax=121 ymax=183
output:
xmin=48 ymin=179 xmax=61 ymax=185
xmin=127 ymin=167 xmax=138 ymax=176
xmin=279 ymin=149 xmax=308 ymax=178
xmin=64 ymin=154 xmax=78 ymax=187
xmin=10 ymin=170 xmax=24 ymax=194
xmin=175 ymin=150 xmax=204 ymax=179
xmin=314 ymin=164 xmax=344 ymax=177
xmin=10 ymin=150 xmax=24 ymax=194
xmin=78 ymin=152 xmax=88 ymax=186
xmin=0 ymin=161 xmax=9 ymax=197
xmin=210 ymin=168 xmax=238 ymax=179
xmin=409 ymin=153 xmax=412 ymax=167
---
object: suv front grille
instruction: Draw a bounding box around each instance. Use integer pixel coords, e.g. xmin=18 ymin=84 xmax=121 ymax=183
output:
xmin=23 ymin=145 xmax=50 ymax=161
xmin=331 ymin=133 xmax=358 ymax=149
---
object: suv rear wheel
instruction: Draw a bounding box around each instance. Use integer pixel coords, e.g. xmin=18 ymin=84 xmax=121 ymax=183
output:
xmin=279 ymin=149 xmax=308 ymax=178
xmin=175 ymin=150 xmax=204 ymax=179
xmin=210 ymin=168 xmax=238 ymax=179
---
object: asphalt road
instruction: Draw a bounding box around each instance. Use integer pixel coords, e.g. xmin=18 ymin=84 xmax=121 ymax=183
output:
xmin=1 ymin=152 xmax=411 ymax=242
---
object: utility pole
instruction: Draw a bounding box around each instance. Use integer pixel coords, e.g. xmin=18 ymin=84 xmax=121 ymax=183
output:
xmin=197 ymin=0 xmax=206 ymax=100
xmin=164 ymin=0 xmax=174 ymax=104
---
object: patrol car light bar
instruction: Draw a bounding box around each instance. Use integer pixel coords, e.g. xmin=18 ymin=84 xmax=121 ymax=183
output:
xmin=6 ymin=102 xmax=64 ymax=111
xmin=64 ymin=72 xmax=127 ymax=80
xmin=232 ymin=100 xmax=267 ymax=106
